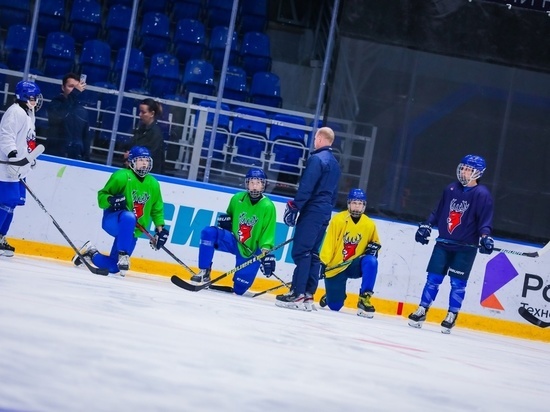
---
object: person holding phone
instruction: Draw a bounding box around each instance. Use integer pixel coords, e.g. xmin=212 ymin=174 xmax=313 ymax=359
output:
xmin=47 ymin=72 xmax=91 ymax=160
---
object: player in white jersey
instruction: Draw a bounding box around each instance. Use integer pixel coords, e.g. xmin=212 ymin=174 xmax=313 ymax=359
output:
xmin=0 ymin=81 xmax=42 ymax=256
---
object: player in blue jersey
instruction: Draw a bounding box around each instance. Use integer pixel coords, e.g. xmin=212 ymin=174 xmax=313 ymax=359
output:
xmin=408 ymin=154 xmax=494 ymax=333
xmin=276 ymin=127 xmax=341 ymax=311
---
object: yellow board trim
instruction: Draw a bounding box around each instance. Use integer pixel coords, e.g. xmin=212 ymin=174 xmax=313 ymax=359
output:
xmin=10 ymin=239 xmax=549 ymax=343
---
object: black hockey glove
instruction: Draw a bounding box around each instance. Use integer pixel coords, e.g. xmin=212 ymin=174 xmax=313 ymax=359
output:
xmin=151 ymin=227 xmax=169 ymax=250
xmin=260 ymin=254 xmax=276 ymax=277
xmin=107 ymin=194 xmax=127 ymax=212
xmin=365 ymin=242 xmax=381 ymax=257
xmin=217 ymin=213 xmax=232 ymax=231
xmin=479 ymin=236 xmax=494 ymax=255
xmin=283 ymin=200 xmax=299 ymax=227
xmin=415 ymin=223 xmax=432 ymax=245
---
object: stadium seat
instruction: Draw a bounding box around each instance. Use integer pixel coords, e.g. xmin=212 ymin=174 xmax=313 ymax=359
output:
xmin=69 ymin=0 xmax=102 ymax=44
xmin=42 ymin=32 xmax=76 ymax=78
xmin=79 ymin=40 xmax=112 ymax=84
xmin=240 ymin=31 xmax=271 ymax=77
xmin=230 ymin=107 xmax=269 ymax=168
xmin=148 ymin=53 xmax=181 ymax=97
xmin=38 ymin=0 xmax=66 ymax=37
xmin=208 ymin=26 xmax=239 ymax=71
xmin=174 ymin=19 xmax=206 ymax=64
xmin=114 ymin=48 xmax=146 ymax=91
xmin=141 ymin=0 xmax=168 ymax=14
xmin=197 ymin=100 xmax=231 ymax=161
xmin=268 ymin=114 xmax=308 ymax=176
xmin=0 ymin=0 xmax=30 ymax=28
xmin=172 ymin=0 xmax=203 ymax=21
xmin=205 ymin=0 xmax=232 ymax=29
xmin=140 ymin=12 xmax=170 ymax=56
xmin=223 ymin=66 xmax=248 ymax=102
xmin=182 ymin=59 xmax=215 ymax=97
xmin=249 ymin=72 xmax=282 ymax=108
xmin=106 ymin=4 xmax=133 ymax=50
xmin=4 ymin=25 xmax=39 ymax=71
xmin=239 ymin=0 xmax=268 ymax=32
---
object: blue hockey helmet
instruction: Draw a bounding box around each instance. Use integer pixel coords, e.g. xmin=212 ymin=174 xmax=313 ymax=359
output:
xmin=457 ymin=154 xmax=486 ymax=186
xmin=15 ymin=81 xmax=43 ymax=111
xmin=245 ymin=167 xmax=267 ymax=198
xmin=128 ymin=146 xmax=153 ymax=177
xmin=347 ymin=188 xmax=367 ymax=218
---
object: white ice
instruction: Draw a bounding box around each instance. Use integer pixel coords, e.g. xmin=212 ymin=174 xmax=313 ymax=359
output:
xmin=1 ymin=255 xmax=549 ymax=412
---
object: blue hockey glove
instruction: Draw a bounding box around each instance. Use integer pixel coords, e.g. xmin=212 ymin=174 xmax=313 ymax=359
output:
xmin=151 ymin=227 xmax=169 ymax=250
xmin=415 ymin=223 xmax=432 ymax=245
xmin=283 ymin=200 xmax=299 ymax=227
xmin=217 ymin=213 xmax=232 ymax=231
xmin=260 ymin=254 xmax=276 ymax=277
xmin=479 ymin=236 xmax=494 ymax=254
xmin=319 ymin=262 xmax=327 ymax=280
xmin=365 ymin=242 xmax=381 ymax=256
xmin=107 ymin=194 xmax=127 ymax=212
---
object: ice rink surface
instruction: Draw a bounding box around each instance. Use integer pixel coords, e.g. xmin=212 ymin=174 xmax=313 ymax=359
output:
xmin=1 ymin=255 xmax=549 ymax=412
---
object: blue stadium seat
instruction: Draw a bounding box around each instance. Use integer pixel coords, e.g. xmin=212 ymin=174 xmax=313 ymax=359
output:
xmin=0 ymin=0 xmax=30 ymax=28
xmin=268 ymin=114 xmax=308 ymax=176
xmin=42 ymin=32 xmax=76 ymax=78
xmin=79 ymin=40 xmax=112 ymax=84
xmin=197 ymin=100 xmax=231 ymax=160
xmin=69 ymin=0 xmax=102 ymax=44
xmin=140 ymin=12 xmax=170 ymax=56
xmin=223 ymin=66 xmax=248 ymax=102
xmin=239 ymin=0 xmax=268 ymax=32
xmin=240 ymin=31 xmax=271 ymax=77
xmin=208 ymin=26 xmax=239 ymax=71
xmin=172 ymin=0 xmax=203 ymax=21
xmin=182 ymin=59 xmax=215 ymax=97
xmin=38 ymin=0 xmax=66 ymax=37
xmin=141 ymin=0 xmax=168 ymax=14
xmin=249 ymin=72 xmax=282 ymax=108
xmin=106 ymin=4 xmax=132 ymax=50
xmin=4 ymin=25 xmax=39 ymax=71
xmin=174 ymin=19 xmax=206 ymax=64
xmin=205 ymin=0 xmax=232 ymax=29
xmin=230 ymin=107 xmax=269 ymax=168
xmin=148 ymin=53 xmax=181 ymax=97
xmin=114 ymin=48 xmax=146 ymax=91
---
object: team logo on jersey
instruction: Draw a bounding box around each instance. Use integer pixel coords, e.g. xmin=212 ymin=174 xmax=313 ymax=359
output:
xmin=447 ymin=199 xmax=470 ymax=234
xmin=26 ymin=131 xmax=36 ymax=152
xmin=237 ymin=212 xmax=258 ymax=243
xmin=342 ymin=232 xmax=362 ymax=261
xmin=131 ymin=190 xmax=150 ymax=218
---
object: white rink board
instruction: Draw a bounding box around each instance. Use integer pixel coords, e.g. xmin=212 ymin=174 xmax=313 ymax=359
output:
xmin=10 ymin=155 xmax=550 ymax=324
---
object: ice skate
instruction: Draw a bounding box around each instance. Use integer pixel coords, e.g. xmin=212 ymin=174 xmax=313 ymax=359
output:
xmin=357 ymin=291 xmax=375 ymax=318
xmin=117 ymin=251 xmax=130 ymax=274
xmin=275 ymin=291 xmax=306 ymax=310
xmin=72 ymin=241 xmax=98 ymax=267
xmin=304 ymin=293 xmax=316 ymax=311
xmin=190 ymin=268 xmax=211 ymax=283
xmin=0 ymin=235 xmax=15 ymax=257
xmin=408 ymin=306 xmax=428 ymax=328
xmin=441 ymin=311 xmax=458 ymax=334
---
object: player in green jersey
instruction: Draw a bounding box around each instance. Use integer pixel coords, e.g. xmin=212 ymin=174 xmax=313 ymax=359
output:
xmin=72 ymin=146 xmax=168 ymax=275
xmin=190 ymin=168 xmax=277 ymax=295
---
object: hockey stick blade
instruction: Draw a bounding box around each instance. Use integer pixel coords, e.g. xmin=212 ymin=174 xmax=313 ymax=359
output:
xmin=171 ymin=237 xmax=294 ymax=292
xmin=0 ymin=144 xmax=45 ymax=166
xmin=251 ymin=282 xmax=291 ymax=298
xmin=135 ymin=222 xmax=197 ymax=277
xmin=518 ymin=306 xmax=550 ymax=328
xmin=22 ymin=180 xmax=109 ymax=276
xmin=436 ymin=237 xmax=541 ymax=258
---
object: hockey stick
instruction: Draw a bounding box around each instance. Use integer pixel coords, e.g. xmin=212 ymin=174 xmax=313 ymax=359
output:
xmin=237 ymin=238 xmax=291 ymax=289
xmin=0 ymin=144 xmax=45 ymax=166
xmin=435 ymin=237 xmax=548 ymax=258
xmin=21 ymin=180 xmax=109 ymax=276
xmin=518 ymin=306 xmax=550 ymax=328
xmin=135 ymin=222 xmax=197 ymax=277
xmin=171 ymin=237 xmax=294 ymax=292
xmin=251 ymin=281 xmax=291 ymax=298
